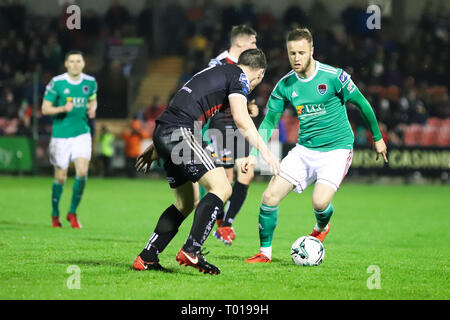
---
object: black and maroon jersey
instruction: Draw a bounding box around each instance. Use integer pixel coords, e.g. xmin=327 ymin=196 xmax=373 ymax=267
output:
xmin=208 ymin=50 xmax=238 ymax=68
xmin=207 ymin=51 xmax=239 ymax=128
xmin=156 ymin=64 xmax=250 ymax=129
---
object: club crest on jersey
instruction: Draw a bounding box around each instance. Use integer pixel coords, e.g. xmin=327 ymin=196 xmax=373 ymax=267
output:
xmin=317 ymin=84 xmax=327 ymax=95
xmin=82 ymin=85 xmax=89 ymax=94
xmin=239 ymin=73 xmax=250 ymax=95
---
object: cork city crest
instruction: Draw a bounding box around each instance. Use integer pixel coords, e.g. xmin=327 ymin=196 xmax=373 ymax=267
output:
xmin=317 ymin=84 xmax=327 ymax=95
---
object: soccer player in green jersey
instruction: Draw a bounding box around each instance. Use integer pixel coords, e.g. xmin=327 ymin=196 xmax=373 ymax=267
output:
xmin=244 ymin=28 xmax=388 ymax=263
xmin=41 ymin=50 xmax=98 ymax=228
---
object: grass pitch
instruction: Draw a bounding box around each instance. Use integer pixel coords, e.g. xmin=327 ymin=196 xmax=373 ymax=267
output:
xmin=0 ymin=176 xmax=448 ymax=300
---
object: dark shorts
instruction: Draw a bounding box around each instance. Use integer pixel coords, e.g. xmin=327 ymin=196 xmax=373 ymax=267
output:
xmin=208 ymin=122 xmax=250 ymax=169
xmin=153 ymin=123 xmax=218 ymax=189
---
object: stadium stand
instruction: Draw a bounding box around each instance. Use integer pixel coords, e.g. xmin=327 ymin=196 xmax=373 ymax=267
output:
xmin=0 ymin=0 xmax=448 ymax=174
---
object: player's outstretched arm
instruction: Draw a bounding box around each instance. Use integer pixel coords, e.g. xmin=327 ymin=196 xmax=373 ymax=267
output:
xmin=348 ymin=91 xmax=388 ymax=163
xmin=135 ymin=142 xmax=160 ymax=174
xmin=241 ymin=108 xmax=282 ymax=173
xmin=230 ymin=95 xmax=280 ymax=175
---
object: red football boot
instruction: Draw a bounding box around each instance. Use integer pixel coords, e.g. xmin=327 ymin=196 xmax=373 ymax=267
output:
xmin=310 ymin=223 xmax=330 ymax=243
xmin=52 ymin=216 xmax=62 ymax=228
xmin=66 ymin=213 xmax=82 ymax=229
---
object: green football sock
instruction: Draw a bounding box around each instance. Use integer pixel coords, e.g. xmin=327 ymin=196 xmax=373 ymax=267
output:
xmin=314 ymin=203 xmax=334 ymax=229
xmin=51 ymin=182 xmax=64 ymax=217
xmin=69 ymin=176 xmax=87 ymax=214
xmin=259 ymin=203 xmax=279 ymax=248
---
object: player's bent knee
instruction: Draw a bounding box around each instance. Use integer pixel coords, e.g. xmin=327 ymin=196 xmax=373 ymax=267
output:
xmin=262 ymin=189 xmax=281 ymax=207
xmin=56 ymin=177 xmax=66 ymax=185
xmin=312 ymin=198 xmax=331 ymax=212
xmin=210 ymin=182 xmax=232 ymax=202
xmin=76 ymin=169 xmax=89 ymax=177
xmin=223 ymin=183 xmax=233 ymax=201
xmin=175 ymin=200 xmax=195 ymax=216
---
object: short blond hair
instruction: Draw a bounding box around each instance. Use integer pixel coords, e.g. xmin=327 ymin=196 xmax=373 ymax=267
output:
xmin=286 ymin=28 xmax=313 ymax=45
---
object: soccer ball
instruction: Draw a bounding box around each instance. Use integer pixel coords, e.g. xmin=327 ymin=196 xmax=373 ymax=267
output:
xmin=290 ymin=236 xmax=325 ymax=266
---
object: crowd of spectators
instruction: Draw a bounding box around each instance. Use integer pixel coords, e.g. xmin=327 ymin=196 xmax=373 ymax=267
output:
xmin=0 ymin=0 xmax=448 ymax=148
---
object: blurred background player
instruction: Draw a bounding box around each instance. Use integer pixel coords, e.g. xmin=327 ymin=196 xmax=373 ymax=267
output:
xmin=133 ymin=49 xmax=280 ymax=275
xmin=99 ymin=125 xmax=115 ymax=177
xmin=41 ymin=50 xmax=98 ymax=229
xmin=206 ymin=25 xmax=260 ymax=246
xmin=244 ymin=28 xmax=388 ymax=263
xmin=122 ymin=118 xmax=150 ymax=178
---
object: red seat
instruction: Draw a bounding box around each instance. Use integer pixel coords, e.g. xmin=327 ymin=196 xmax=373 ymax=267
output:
xmin=426 ymin=117 xmax=441 ymax=127
xmin=420 ymin=125 xmax=439 ymax=146
xmin=436 ymin=124 xmax=450 ymax=146
xmin=403 ymin=124 xmax=423 ymax=146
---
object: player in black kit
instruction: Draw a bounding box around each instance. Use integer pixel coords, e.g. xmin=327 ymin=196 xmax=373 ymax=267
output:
xmin=132 ymin=49 xmax=280 ymax=275
xmin=206 ymin=25 xmax=260 ymax=246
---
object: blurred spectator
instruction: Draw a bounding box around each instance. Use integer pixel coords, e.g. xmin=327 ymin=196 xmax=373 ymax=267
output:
xmin=99 ymin=125 xmax=115 ymax=177
xmin=0 ymin=87 xmax=17 ymax=118
xmin=104 ymin=0 xmax=131 ymax=36
xmin=163 ymin=0 xmax=188 ymax=54
xmin=186 ymin=0 xmax=205 ymax=34
xmin=354 ymin=125 xmax=368 ymax=147
xmin=240 ymin=0 xmax=256 ymax=26
xmin=341 ymin=1 xmax=367 ymax=36
xmin=144 ymin=96 xmax=165 ymax=122
xmin=42 ymin=33 xmax=63 ymax=75
xmin=308 ymin=0 xmax=330 ymax=33
xmin=138 ymin=0 xmax=154 ymax=47
xmin=282 ymin=0 xmax=307 ymax=30
xmin=122 ymin=119 xmax=150 ymax=177
xmin=221 ymin=0 xmax=242 ymax=38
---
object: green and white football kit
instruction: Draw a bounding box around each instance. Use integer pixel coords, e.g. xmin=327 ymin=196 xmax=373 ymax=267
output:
xmin=247 ymin=60 xmax=382 ymax=257
xmin=252 ymin=61 xmax=382 ymax=192
xmin=44 ymin=72 xmax=97 ymax=169
xmin=44 ymin=72 xmax=97 ymax=221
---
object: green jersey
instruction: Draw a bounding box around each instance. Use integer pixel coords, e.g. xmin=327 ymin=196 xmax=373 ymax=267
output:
xmin=44 ymin=73 xmax=98 ymax=138
xmin=268 ymin=61 xmax=359 ymax=151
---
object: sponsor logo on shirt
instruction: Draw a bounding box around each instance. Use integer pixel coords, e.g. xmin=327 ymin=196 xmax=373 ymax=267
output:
xmin=181 ymin=86 xmax=192 ymax=93
xmin=347 ymin=80 xmax=356 ymax=93
xmin=295 ymin=105 xmax=306 ymax=115
xmin=71 ymin=97 xmax=86 ymax=108
xmin=295 ymin=104 xmax=326 ymax=118
xmin=338 ymin=70 xmax=349 ymax=84
xmin=239 ymin=73 xmax=250 ymax=95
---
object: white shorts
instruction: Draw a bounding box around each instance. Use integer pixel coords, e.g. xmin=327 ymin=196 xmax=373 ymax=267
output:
xmin=49 ymin=133 xmax=92 ymax=169
xmin=279 ymin=144 xmax=353 ymax=194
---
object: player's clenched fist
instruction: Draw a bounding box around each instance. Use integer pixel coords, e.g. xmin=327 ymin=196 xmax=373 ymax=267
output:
xmin=63 ymin=100 xmax=74 ymax=112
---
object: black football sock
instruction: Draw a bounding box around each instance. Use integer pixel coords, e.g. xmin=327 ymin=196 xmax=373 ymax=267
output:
xmin=222 ymin=181 xmax=248 ymax=227
xmin=140 ymin=204 xmax=185 ymax=262
xmin=183 ymin=193 xmax=223 ymax=252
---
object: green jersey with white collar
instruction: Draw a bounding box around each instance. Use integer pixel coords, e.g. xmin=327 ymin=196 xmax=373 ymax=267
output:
xmin=268 ymin=61 xmax=359 ymax=151
xmin=44 ymin=72 xmax=97 ymax=138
